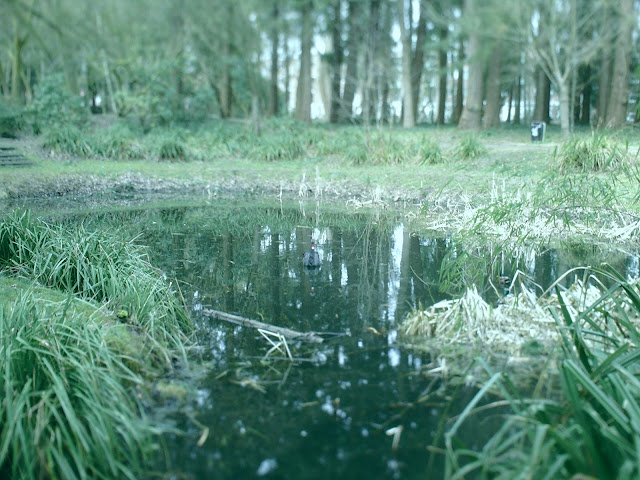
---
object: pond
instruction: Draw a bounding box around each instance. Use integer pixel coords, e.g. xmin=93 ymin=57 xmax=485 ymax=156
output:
xmin=4 ymin=195 xmax=639 ymax=479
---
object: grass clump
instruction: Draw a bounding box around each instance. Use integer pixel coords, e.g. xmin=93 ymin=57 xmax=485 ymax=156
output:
xmin=250 ymin=133 xmax=305 ymax=161
xmin=440 ymin=266 xmax=640 ymax=479
xmin=556 ymin=132 xmax=631 ymax=171
xmin=0 ymin=211 xmax=192 ymax=354
xmin=156 ymin=131 xmax=188 ymax=161
xmin=417 ymin=137 xmax=445 ymax=164
xmin=0 ymin=211 xmax=194 ymax=479
xmin=0 ymin=292 xmax=155 ymax=480
xmin=453 ymin=134 xmax=487 ymax=160
xmin=94 ymin=123 xmax=146 ymax=160
xmin=42 ymin=125 xmax=93 ymax=157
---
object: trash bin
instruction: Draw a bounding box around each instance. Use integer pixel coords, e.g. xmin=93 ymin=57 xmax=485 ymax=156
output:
xmin=531 ymin=122 xmax=546 ymax=142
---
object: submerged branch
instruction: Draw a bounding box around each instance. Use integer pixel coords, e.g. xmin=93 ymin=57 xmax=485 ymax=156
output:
xmin=203 ymin=309 xmax=325 ymax=343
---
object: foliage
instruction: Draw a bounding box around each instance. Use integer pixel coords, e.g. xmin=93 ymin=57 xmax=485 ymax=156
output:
xmin=0 ymin=211 xmax=192 ymax=349
xmin=417 ymin=137 xmax=445 ymax=164
xmin=42 ymin=125 xmax=93 ymax=157
xmin=556 ymin=133 xmax=632 ymax=171
xmin=0 ymin=292 xmax=155 ymax=480
xmin=93 ymin=122 xmax=146 ymax=160
xmin=453 ymin=134 xmax=487 ymax=160
xmin=442 ymin=266 xmax=640 ymax=479
xmin=0 ymin=101 xmax=26 ymax=138
xmin=27 ymin=74 xmax=87 ymax=133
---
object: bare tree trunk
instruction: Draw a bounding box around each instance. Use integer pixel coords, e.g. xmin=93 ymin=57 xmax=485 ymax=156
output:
xmin=506 ymin=84 xmax=513 ymax=123
xmin=559 ymin=82 xmax=570 ymax=137
xmin=363 ymin=0 xmax=381 ymax=125
xmin=10 ymin=24 xmax=27 ymax=100
xmin=513 ymin=75 xmax=521 ymax=124
xmin=219 ymin=41 xmax=232 ymax=118
xmin=295 ymin=1 xmax=313 ymax=123
xmin=437 ymin=26 xmax=448 ymax=125
xmin=605 ymin=0 xmax=633 ymax=128
xmin=458 ymin=0 xmax=482 ymax=130
xmin=329 ymin=0 xmax=343 ymax=123
xmin=339 ymin=0 xmax=360 ymax=122
xmin=532 ymin=68 xmax=551 ymax=124
xmin=452 ymin=40 xmax=464 ymax=125
xmin=410 ymin=0 xmax=429 ymax=124
xmin=483 ymin=42 xmax=502 ymax=129
xmin=268 ymin=1 xmax=279 ymax=116
xmin=398 ymin=0 xmax=415 ymax=128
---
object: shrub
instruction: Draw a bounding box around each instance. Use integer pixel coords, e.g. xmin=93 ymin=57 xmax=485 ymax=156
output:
xmin=453 ymin=134 xmax=487 ymax=160
xmin=42 ymin=124 xmax=93 ymax=157
xmin=94 ymin=122 xmax=146 ymax=160
xmin=0 ymin=101 xmax=26 ymax=138
xmin=557 ymin=133 xmax=630 ymax=171
xmin=27 ymin=74 xmax=87 ymax=132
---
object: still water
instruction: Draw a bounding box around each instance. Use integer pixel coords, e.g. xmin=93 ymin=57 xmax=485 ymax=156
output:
xmin=7 ymin=196 xmax=640 ymax=479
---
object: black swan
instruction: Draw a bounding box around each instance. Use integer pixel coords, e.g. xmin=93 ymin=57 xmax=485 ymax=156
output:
xmin=303 ymin=240 xmax=321 ymax=268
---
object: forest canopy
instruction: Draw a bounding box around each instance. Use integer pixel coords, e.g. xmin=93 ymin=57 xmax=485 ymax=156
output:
xmin=0 ymin=0 xmax=638 ymax=136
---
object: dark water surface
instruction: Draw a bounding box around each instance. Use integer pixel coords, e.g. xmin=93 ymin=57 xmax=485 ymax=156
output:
xmin=4 ymin=195 xmax=639 ymax=479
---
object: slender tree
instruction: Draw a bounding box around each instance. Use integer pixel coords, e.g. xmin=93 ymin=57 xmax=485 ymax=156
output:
xmin=458 ymin=0 xmax=483 ymax=130
xmin=605 ymin=0 xmax=633 ymax=128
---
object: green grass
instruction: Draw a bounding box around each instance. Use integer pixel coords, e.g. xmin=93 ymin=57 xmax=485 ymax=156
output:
xmin=0 ymin=211 xmax=194 ymax=479
xmin=440 ymin=266 xmax=640 ymax=479
xmin=556 ymin=132 xmax=634 ymax=171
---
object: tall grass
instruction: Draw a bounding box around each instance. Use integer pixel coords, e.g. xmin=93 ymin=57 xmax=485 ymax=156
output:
xmin=0 ymin=211 xmax=192 ymax=360
xmin=557 ymin=132 xmax=632 ymax=171
xmin=0 ymin=293 xmax=155 ymax=480
xmin=0 ymin=211 xmax=194 ymax=478
xmin=442 ymin=266 xmax=640 ymax=479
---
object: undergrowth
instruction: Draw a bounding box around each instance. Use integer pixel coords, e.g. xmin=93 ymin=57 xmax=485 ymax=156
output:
xmin=0 ymin=211 xmax=194 ymax=479
xmin=557 ymin=132 xmax=633 ymax=171
xmin=438 ymin=266 xmax=640 ymax=479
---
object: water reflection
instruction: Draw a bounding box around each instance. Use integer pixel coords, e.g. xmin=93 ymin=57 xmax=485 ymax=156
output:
xmin=22 ymin=198 xmax=640 ymax=479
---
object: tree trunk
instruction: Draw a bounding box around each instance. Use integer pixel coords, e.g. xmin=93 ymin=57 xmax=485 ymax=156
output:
xmin=482 ymin=42 xmax=502 ymax=129
xmin=268 ymin=1 xmax=279 ymax=117
xmin=329 ymin=0 xmax=343 ymax=123
xmin=398 ymin=0 xmax=415 ymax=128
xmin=219 ymin=41 xmax=232 ymax=118
xmin=11 ymin=25 xmax=27 ymax=100
xmin=533 ymin=68 xmax=550 ymax=123
xmin=605 ymin=0 xmax=633 ymax=128
xmin=452 ymin=40 xmax=464 ymax=125
xmin=513 ymin=75 xmax=521 ymax=124
xmin=559 ymin=82 xmax=571 ymax=137
xmin=363 ymin=0 xmax=381 ymax=125
xmin=339 ymin=0 xmax=360 ymax=122
xmin=437 ymin=26 xmax=448 ymax=125
xmin=458 ymin=0 xmax=482 ymax=130
xmin=578 ymin=64 xmax=592 ymax=125
xmin=296 ymin=1 xmax=313 ymax=123
xmin=410 ymin=0 xmax=429 ymax=124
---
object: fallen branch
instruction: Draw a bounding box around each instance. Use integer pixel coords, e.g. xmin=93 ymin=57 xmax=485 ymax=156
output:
xmin=202 ymin=309 xmax=324 ymax=343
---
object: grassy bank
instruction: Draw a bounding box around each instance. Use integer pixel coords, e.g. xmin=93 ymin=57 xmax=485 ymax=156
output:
xmin=430 ymin=266 xmax=640 ymax=479
xmin=0 ymin=212 xmax=193 ymax=479
xmin=2 ymin=120 xmax=639 ymax=242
